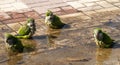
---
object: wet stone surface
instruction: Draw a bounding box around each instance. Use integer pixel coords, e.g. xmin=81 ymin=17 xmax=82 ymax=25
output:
xmin=0 ymin=10 xmax=120 ymax=65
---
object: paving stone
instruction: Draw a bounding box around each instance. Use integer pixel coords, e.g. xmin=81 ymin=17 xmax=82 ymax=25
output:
xmin=0 ymin=7 xmax=17 ymax=12
xmin=12 ymin=2 xmax=28 ymax=10
xmin=79 ymin=0 xmax=100 ymax=3
xmin=19 ymin=21 xmax=27 ymax=25
xmin=0 ymin=4 xmax=13 ymax=8
xmin=49 ymin=2 xmax=68 ymax=8
xmin=2 ymin=17 xmax=27 ymax=24
xmin=16 ymin=8 xmax=33 ymax=13
xmin=7 ymin=12 xmax=25 ymax=19
xmin=83 ymin=11 xmax=96 ymax=15
xmin=19 ymin=0 xmax=48 ymax=4
xmin=0 ymin=25 xmax=13 ymax=34
xmin=32 ymin=7 xmax=48 ymax=14
xmin=28 ymin=1 xmax=52 ymax=8
xmin=83 ymin=2 xmax=98 ymax=6
xmin=0 ymin=12 xmax=11 ymax=21
xmin=49 ymin=0 xmax=64 ymax=4
xmin=7 ymin=23 xmax=21 ymax=31
xmin=60 ymin=12 xmax=84 ymax=18
xmin=61 ymin=6 xmax=77 ymax=14
xmin=0 ymin=22 xmax=3 ymax=25
xmin=49 ymin=8 xmax=62 ymax=12
xmin=0 ymin=0 xmax=16 ymax=5
xmin=113 ymin=3 xmax=120 ymax=6
xmin=67 ymin=1 xmax=85 ymax=9
xmin=76 ymin=15 xmax=91 ymax=20
xmin=10 ymin=31 xmax=17 ymax=35
xmin=78 ymin=6 xmax=103 ymax=12
xmin=95 ymin=7 xmax=119 ymax=12
xmin=106 ymin=0 xmax=120 ymax=3
xmin=96 ymin=1 xmax=114 ymax=8
xmin=54 ymin=11 xmax=66 ymax=15
xmin=24 ymin=11 xmax=40 ymax=19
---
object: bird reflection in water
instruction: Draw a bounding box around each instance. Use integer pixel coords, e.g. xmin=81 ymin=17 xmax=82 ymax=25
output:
xmin=46 ymin=28 xmax=61 ymax=48
xmin=96 ymin=48 xmax=112 ymax=65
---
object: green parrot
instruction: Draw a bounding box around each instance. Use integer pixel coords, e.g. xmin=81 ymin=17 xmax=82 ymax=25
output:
xmin=5 ymin=33 xmax=24 ymax=53
xmin=15 ymin=18 xmax=36 ymax=39
xmin=93 ymin=28 xmax=114 ymax=48
xmin=45 ymin=10 xmax=65 ymax=29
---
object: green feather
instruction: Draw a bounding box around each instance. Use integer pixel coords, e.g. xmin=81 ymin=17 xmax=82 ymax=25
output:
xmin=18 ymin=25 xmax=31 ymax=36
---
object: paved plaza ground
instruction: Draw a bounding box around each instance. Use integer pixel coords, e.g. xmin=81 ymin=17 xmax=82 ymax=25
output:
xmin=0 ymin=0 xmax=120 ymax=65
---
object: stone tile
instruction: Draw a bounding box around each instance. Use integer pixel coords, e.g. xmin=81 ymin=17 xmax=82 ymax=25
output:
xmin=49 ymin=0 xmax=64 ymax=4
xmin=83 ymin=2 xmax=98 ymax=6
xmin=113 ymin=3 xmax=120 ymax=6
xmin=0 ymin=7 xmax=17 ymax=12
xmin=76 ymin=15 xmax=91 ymax=20
xmin=96 ymin=1 xmax=114 ymax=8
xmin=0 ymin=12 xmax=11 ymax=21
xmin=95 ymin=7 xmax=119 ymax=12
xmin=24 ymin=11 xmax=40 ymax=19
xmin=7 ymin=12 xmax=25 ymax=19
xmin=54 ymin=11 xmax=66 ymax=15
xmin=67 ymin=1 xmax=85 ymax=9
xmin=10 ymin=31 xmax=17 ymax=35
xmin=49 ymin=2 xmax=68 ymax=8
xmin=0 ymin=4 xmax=13 ymax=8
xmin=7 ymin=23 xmax=21 ymax=31
xmin=0 ymin=22 xmax=3 ymax=25
xmin=60 ymin=12 xmax=84 ymax=18
xmin=0 ymin=0 xmax=16 ymax=4
xmin=49 ymin=8 xmax=62 ymax=12
xmin=19 ymin=0 xmax=48 ymax=4
xmin=32 ymin=7 xmax=48 ymax=14
xmin=79 ymin=0 xmax=100 ymax=3
xmin=12 ymin=2 xmax=28 ymax=10
xmin=2 ymin=17 xmax=27 ymax=24
xmin=19 ymin=21 xmax=27 ymax=25
xmin=83 ymin=11 xmax=96 ymax=15
xmin=15 ymin=8 xmax=33 ymax=13
xmin=40 ymin=14 xmax=46 ymax=18
xmin=106 ymin=0 xmax=120 ymax=3
xmin=28 ymin=1 xmax=52 ymax=8
xmin=61 ymin=6 xmax=77 ymax=14
xmin=0 ymin=25 xmax=13 ymax=34
xmin=78 ymin=6 xmax=102 ymax=12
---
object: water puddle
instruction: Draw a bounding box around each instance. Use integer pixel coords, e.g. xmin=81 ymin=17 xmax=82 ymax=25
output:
xmin=0 ymin=10 xmax=120 ymax=65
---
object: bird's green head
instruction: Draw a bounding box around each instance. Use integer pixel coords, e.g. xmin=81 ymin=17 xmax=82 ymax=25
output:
xmin=4 ymin=33 xmax=16 ymax=46
xmin=94 ymin=28 xmax=102 ymax=35
xmin=94 ymin=28 xmax=103 ymax=40
xmin=5 ymin=33 xmax=14 ymax=39
xmin=27 ymin=18 xmax=35 ymax=27
xmin=27 ymin=18 xmax=35 ymax=23
xmin=46 ymin=10 xmax=53 ymax=16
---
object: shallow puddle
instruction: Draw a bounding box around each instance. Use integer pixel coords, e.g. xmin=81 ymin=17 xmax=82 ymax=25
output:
xmin=0 ymin=10 xmax=120 ymax=65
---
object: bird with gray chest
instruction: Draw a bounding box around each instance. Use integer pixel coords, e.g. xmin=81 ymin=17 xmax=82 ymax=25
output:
xmin=94 ymin=28 xmax=115 ymax=48
xmin=45 ymin=10 xmax=65 ymax=29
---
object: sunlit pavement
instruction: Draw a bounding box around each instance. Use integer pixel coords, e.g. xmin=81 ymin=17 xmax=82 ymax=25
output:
xmin=0 ymin=0 xmax=120 ymax=65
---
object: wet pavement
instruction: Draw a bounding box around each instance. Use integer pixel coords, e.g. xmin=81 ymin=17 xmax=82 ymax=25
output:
xmin=0 ymin=10 xmax=120 ymax=65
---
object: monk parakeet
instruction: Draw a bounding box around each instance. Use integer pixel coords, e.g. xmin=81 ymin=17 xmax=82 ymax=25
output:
xmin=5 ymin=33 xmax=24 ymax=53
xmin=15 ymin=18 xmax=36 ymax=39
xmin=45 ymin=10 xmax=65 ymax=29
xmin=94 ymin=28 xmax=114 ymax=48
